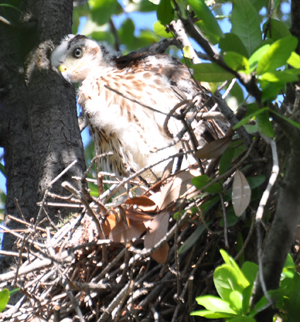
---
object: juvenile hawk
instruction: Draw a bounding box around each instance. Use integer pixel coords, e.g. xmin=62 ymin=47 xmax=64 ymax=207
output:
xmin=51 ymin=35 xmax=212 ymax=178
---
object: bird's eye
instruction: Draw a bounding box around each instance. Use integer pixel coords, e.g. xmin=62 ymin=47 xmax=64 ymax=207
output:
xmin=73 ymin=48 xmax=83 ymax=58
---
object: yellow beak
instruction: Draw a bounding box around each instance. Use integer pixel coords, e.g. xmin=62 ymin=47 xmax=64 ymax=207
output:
xmin=58 ymin=64 xmax=67 ymax=72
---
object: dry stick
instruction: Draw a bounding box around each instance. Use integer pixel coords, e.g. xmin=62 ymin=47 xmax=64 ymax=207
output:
xmin=50 ymin=212 xmax=84 ymax=246
xmin=234 ymin=212 xmax=256 ymax=261
xmin=61 ymin=277 xmax=84 ymax=322
xmin=114 ymin=262 xmax=136 ymax=322
xmin=0 ymin=258 xmax=52 ymax=282
xmin=13 ymin=232 xmax=30 ymax=287
xmin=213 ymin=91 xmax=253 ymax=149
xmin=105 ymin=85 xmax=170 ymax=117
xmin=98 ymin=280 xmax=132 ymax=322
xmin=35 ymin=159 xmax=78 ymax=228
xmin=103 ymin=150 xmax=192 ymax=203
xmin=219 ymin=193 xmax=229 ymax=249
xmin=255 ymin=136 xmax=279 ymax=306
xmin=174 ymin=222 xmax=182 ymax=304
xmin=62 ymin=181 xmax=102 ymax=238
xmin=82 ymin=152 xmax=112 ymax=214
xmin=184 ymin=138 xmax=257 ymax=199
xmin=7 ymin=215 xmax=47 ymax=232
xmin=172 ymin=237 xmax=216 ymax=322
xmin=0 ymin=225 xmax=45 ymax=248
xmin=92 ymin=248 xmax=126 ymax=282
xmin=13 ymin=198 xmax=26 ymax=221
xmin=170 ymin=19 xmax=201 ymax=64
xmin=188 ymin=276 xmax=194 ymax=315
xmin=0 ymin=250 xmax=31 ymax=258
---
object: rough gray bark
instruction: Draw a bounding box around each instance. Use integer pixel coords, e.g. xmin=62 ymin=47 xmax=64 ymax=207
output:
xmin=0 ymin=0 xmax=86 ymax=268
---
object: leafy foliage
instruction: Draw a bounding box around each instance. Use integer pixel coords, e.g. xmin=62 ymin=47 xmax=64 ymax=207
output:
xmin=191 ymin=250 xmax=300 ymax=321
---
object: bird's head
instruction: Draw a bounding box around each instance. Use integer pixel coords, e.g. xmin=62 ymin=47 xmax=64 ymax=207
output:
xmin=51 ymin=34 xmax=118 ymax=83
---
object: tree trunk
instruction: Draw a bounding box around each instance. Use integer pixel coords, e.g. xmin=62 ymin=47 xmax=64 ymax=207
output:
xmin=0 ymin=0 xmax=86 ymax=269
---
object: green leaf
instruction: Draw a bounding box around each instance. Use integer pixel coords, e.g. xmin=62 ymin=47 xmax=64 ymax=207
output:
xmin=241 ymin=262 xmax=258 ymax=284
xmin=271 ymin=110 xmax=300 ymax=131
xmin=263 ymin=18 xmax=291 ymax=41
xmin=249 ymin=295 xmax=270 ymax=317
xmin=118 ymin=18 xmax=135 ymax=47
xmin=188 ymin=0 xmax=223 ymax=44
xmin=9 ymin=288 xmax=19 ymax=296
xmin=219 ymin=146 xmax=234 ymax=176
xmin=277 ymin=273 xmax=300 ymax=319
xmin=228 ymin=82 xmax=245 ymax=107
xmin=281 ymin=254 xmax=296 ymax=280
xmin=256 ymin=36 xmax=298 ymax=75
xmin=192 ymin=175 xmax=222 ymax=193
xmin=153 ymin=21 xmax=173 ymax=38
xmin=195 ymin=295 xmax=237 ymax=314
xmin=230 ymin=317 xmax=256 ymax=322
xmin=157 ymin=0 xmax=173 ymax=25
xmin=242 ymin=285 xmax=253 ymax=315
xmin=247 ymin=175 xmax=266 ymax=189
xmin=88 ymin=181 xmax=99 ymax=197
xmin=283 ymin=253 xmax=296 ymax=272
xmin=231 ymin=0 xmax=261 ymax=56
xmin=224 ymin=52 xmax=249 ymax=73
xmin=233 ymin=107 xmax=269 ymax=129
xmin=251 ymin=0 xmax=268 ymax=12
xmin=72 ymin=3 xmax=90 ymax=34
xmin=248 ymin=44 xmax=270 ymax=73
xmin=259 ymin=71 xmax=299 ymax=83
xmin=214 ymin=265 xmax=244 ymax=301
xmin=178 ymin=220 xmax=213 ymax=254
xmin=243 ymin=124 xmax=258 ymax=134
xmin=91 ymin=31 xmax=114 ymax=44
xmin=0 ymin=289 xmax=9 ymax=312
xmin=190 ymin=309 xmax=237 ymax=318
xmin=193 ymin=63 xmax=234 ymax=82
xmin=287 ymin=51 xmax=300 ymax=68
xmin=89 ymin=0 xmax=118 ymax=26
xmin=261 ymin=82 xmax=285 ymax=102
xmin=229 ymin=291 xmax=243 ymax=313
xmin=220 ymin=33 xmax=249 ymax=58
xmin=0 ymin=163 xmax=5 ymax=177
xmin=219 ymin=250 xmax=249 ymax=288
xmin=219 ymin=207 xmax=239 ymax=228
xmin=126 ymin=0 xmax=158 ymax=12
xmin=256 ymin=110 xmax=274 ymax=138
xmin=199 ymin=195 xmax=220 ymax=215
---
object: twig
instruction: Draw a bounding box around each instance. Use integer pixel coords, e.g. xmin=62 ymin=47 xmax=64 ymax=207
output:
xmin=62 ymin=181 xmax=102 ymax=238
xmin=219 ymin=193 xmax=229 ymax=249
xmin=170 ymin=20 xmax=201 ymax=64
xmin=0 ymin=258 xmax=52 ymax=282
xmin=103 ymin=150 xmax=192 ymax=203
xmin=256 ymin=136 xmax=279 ymax=221
xmin=109 ymin=18 xmax=120 ymax=52
xmin=48 ymin=160 xmax=78 ymax=188
xmin=61 ymin=277 xmax=84 ymax=322
xmin=104 ymin=85 xmax=171 ymax=117
xmin=255 ymin=136 xmax=279 ymax=306
xmin=234 ymin=211 xmax=255 ymax=261
xmin=184 ymin=138 xmax=257 ymax=199
xmin=13 ymin=233 xmax=30 ymax=287
xmin=13 ymin=198 xmax=26 ymax=221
